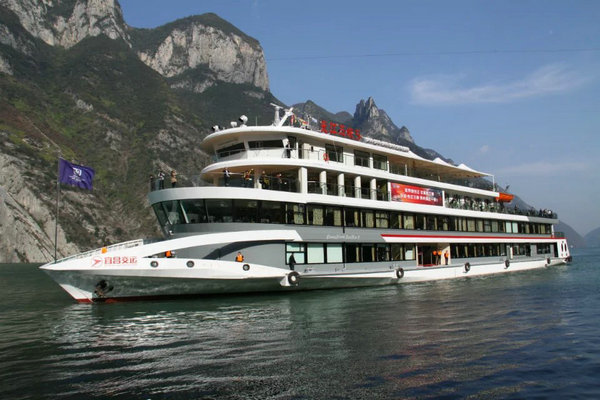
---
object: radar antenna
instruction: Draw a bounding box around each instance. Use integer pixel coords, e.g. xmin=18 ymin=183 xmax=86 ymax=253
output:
xmin=270 ymin=103 xmax=283 ymax=125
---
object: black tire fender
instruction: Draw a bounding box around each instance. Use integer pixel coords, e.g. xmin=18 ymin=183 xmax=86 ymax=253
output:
xmin=287 ymin=271 xmax=300 ymax=285
xmin=505 ymin=259 xmax=510 ymax=269
xmin=464 ymin=262 xmax=471 ymax=273
xmin=395 ymin=268 xmax=404 ymax=279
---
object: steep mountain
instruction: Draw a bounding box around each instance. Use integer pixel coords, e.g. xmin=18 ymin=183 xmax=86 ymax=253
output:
xmin=0 ymin=0 xmax=276 ymax=262
xmin=293 ymin=97 xmax=448 ymax=161
xmin=584 ymin=227 xmax=600 ymax=248
xmin=130 ymin=13 xmax=269 ymax=93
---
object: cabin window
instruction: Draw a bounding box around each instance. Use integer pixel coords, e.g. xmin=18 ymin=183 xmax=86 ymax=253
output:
xmin=414 ymin=214 xmax=426 ymax=230
xmin=476 ymin=219 xmax=484 ymax=232
xmin=491 ymin=220 xmax=499 ymax=233
xmin=345 ymin=208 xmax=361 ymax=227
xmin=248 ymin=140 xmax=283 ymax=149
xmin=375 ymin=211 xmax=389 ymax=228
xmin=376 ymin=244 xmax=390 ymax=261
xmin=260 ymin=201 xmax=284 ymax=224
xmin=286 ymin=243 xmax=306 ymax=264
xmin=325 ymin=206 xmax=343 ymax=226
xmin=404 ymin=244 xmax=415 ymax=260
xmin=206 ymin=199 xmax=233 ymax=223
xmin=180 ymin=199 xmax=207 ymax=224
xmin=152 ymin=203 xmax=169 ymax=227
xmin=233 ymin=199 xmax=259 ymax=223
xmin=363 ymin=210 xmax=375 ymax=228
xmin=361 ymin=244 xmax=375 ymax=262
xmin=467 ymin=219 xmax=476 ymax=232
xmin=345 ymin=243 xmax=360 ymax=263
xmin=325 ymin=144 xmax=343 ymax=163
xmin=163 ymin=200 xmax=185 ymax=225
xmin=308 ymin=205 xmax=324 ymax=225
xmin=403 ymin=214 xmax=415 ymax=230
xmin=217 ymin=143 xmax=245 ymax=158
xmin=426 ymin=215 xmax=437 ymax=230
xmin=391 ymin=244 xmax=404 ymax=261
xmin=307 ymin=243 xmax=325 ymax=264
xmin=354 ymin=150 xmax=370 ymax=167
xmin=287 ymin=203 xmax=305 ymax=225
xmin=372 ymin=154 xmax=387 ymax=170
xmin=439 ymin=216 xmax=449 ymax=231
xmin=327 ymin=243 xmax=344 ymax=263
xmin=390 ymin=212 xmax=402 ymax=229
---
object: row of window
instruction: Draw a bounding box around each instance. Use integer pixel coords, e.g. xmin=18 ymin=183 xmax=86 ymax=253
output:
xmin=286 ymin=242 xmax=416 ymax=265
xmin=153 ymin=199 xmax=552 ymax=235
xmin=285 ymin=242 xmax=553 ymax=265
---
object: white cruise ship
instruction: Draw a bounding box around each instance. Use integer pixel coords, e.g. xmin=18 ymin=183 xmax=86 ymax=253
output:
xmin=41 ymin=105 xmax=571 ymax=302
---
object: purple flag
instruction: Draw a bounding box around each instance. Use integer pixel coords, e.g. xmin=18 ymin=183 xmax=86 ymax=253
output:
xmin=58 ymin=158 xmax=95 ymax=190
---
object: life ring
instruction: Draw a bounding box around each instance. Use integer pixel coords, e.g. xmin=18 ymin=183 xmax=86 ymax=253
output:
xmin=186 ymin=260 xmax=194 ymax=268
xmin=150 ymin=260 xmax=159 ymax=268
xmin=323 ymin=153 xmax=329 ymax=162
xmin=464 ymin=262 xmax=470 ymax=273
xmin=243 ymin=263 xmax=250 ymax=271
xmin=395 ymin=268 xmax=404 ymax=279
xmin=287 ymin=271 xmax=300 ymax=285
xmin=504 ymin=259 xmax=510 ymax=269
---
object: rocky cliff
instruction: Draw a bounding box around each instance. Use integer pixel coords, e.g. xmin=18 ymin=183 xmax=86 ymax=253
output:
xmin=0 ymin=1 xmax=269 ymax=92
xmin=353 ymin=97 xmax=414 ymax=145
xmin=0 ymin=0 xmax=130 ymax=48
xmin=0 ymin=0 xmax=274 ymax=262
xmin=131 ymin=14 xmax=269 ymax=93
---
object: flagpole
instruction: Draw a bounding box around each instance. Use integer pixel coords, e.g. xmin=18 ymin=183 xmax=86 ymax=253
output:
xmin=54 ymin=157 xmax=60 ymax=263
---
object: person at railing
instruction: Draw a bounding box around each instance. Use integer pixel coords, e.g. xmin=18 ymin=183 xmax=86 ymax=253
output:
xmin=170 ymin=170 xmax=177 ymax=188
xmin=285 ymin=142 xmax=292 ymax=158
xmin=157 ymin=170 xmax=165 ymax=190
xmin=243 ymin=169 xmax=253 ymax=187
xmin=149 ymin=174 xmax=155 ymax=191
xmin=223 ymin=168 xmax=230 ymax=186
xmin=236 ymin=252 xmax=244 ymax=262
xmin=260 ymin=171 xmax=270 ymax=189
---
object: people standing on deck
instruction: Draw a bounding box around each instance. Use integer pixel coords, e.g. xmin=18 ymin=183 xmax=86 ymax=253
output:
xmin=275 ymin=173 xmax=283 ymax=190
xmin=157 ymin=170 xmax=165 ymax=190
xmin=260 ymin=171 xmax=270 ymax=189
xmin=170 ymin=170 xmax=177 ymax=187
xmin=223 ymin=168 xmax=230 ymax=186
xmin=444 ymin=250 xmax=449 ymax=265
xmin=236 ymin=252 xmax=244 ymax=262
xmin=149 ymin=174 xmax=155 ymax=191
xmin=285 ymin=142 xmax=291 ymax=158
xmin=288 ymin=254 xmax=296 ymax=271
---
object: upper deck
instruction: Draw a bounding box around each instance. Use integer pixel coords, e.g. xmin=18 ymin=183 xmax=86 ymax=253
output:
xmin=150 ymin=106 xmax=557 ymax=224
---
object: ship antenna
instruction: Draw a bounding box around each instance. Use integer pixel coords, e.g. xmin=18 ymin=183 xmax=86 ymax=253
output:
xmin=270 ymin=103 xmax=283 ymax=125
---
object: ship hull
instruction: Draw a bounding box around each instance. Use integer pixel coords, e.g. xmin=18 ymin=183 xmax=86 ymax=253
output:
xmin=42 ymin=256 xmax=565 ymax=303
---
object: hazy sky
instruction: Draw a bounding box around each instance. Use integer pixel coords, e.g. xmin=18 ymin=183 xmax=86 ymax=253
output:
xmin=120 ymin=0 xmax=600 ymax=236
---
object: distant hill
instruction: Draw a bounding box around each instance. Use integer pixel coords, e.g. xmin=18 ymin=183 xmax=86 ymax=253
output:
xmin=584 ymin=227 xmax=600 ymax=248
xmin=557 ymin=221 xmax=585 ymax=248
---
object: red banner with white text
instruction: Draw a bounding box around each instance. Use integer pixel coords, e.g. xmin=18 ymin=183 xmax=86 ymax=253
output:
xmin=391 ymin=183 xmax=443 ymax=206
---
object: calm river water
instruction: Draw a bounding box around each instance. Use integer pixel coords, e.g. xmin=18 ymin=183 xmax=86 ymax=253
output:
xmin=1 ymin=248 xmax=599 ymax=399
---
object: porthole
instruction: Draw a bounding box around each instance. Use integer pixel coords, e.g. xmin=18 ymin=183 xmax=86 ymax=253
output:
xmin=150 ymin=260 xmax=159 ymax=268
xmin=186 ymin=260 xmax=195 ymax=268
